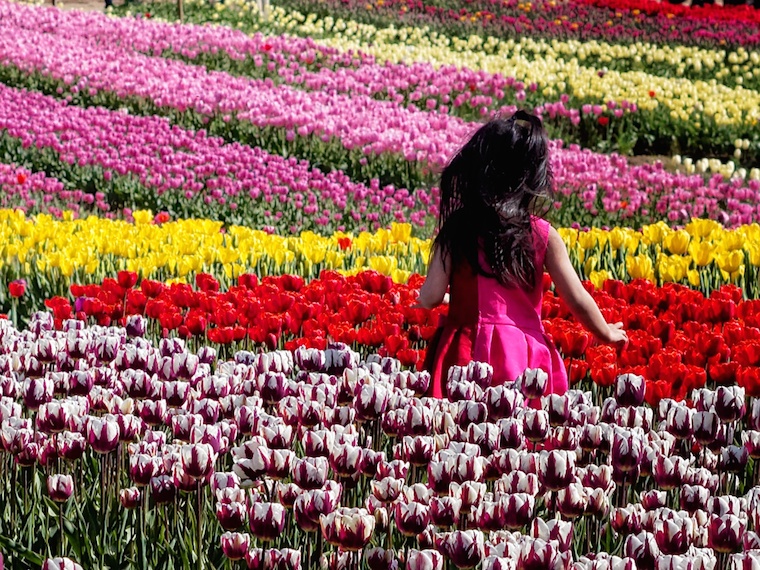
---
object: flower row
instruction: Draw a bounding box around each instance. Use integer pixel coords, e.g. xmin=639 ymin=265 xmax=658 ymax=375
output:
xmin=3 ymin=311 xmax=760 ymax=568
xmin=15 ymin=268 xmax=760 ymax=405
xmin=4 ymin=34 xmax=760 ymax=230
xmin=14 ymin=0 xmax=760 ymax=103
xmin=139 ymin=1 xmax=760 ymax=165
xmin=5 ymin=212 xmax=760 ymax=314
xmin=139 ymin=0 xmax=760 ymax=49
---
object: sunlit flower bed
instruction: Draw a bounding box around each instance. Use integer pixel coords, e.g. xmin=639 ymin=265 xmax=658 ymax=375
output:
xmin=108 ymin=0 xmax=760 ymax=165
xmin=3 ymin=303 xmax=760 ymax=568
xmin=3 ymin=212 xmax=760 ymax=317
xmin=21 ymin=268 xmax=760 ymax=405
xmin=3 ymin=38 xmax=760 ymax=229
xmin=150 ymin=0 xmax=760 ymax=49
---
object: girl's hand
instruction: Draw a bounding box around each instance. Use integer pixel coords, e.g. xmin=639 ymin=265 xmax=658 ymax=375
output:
xmin=600 ymin=322 xmax=628 ymax=346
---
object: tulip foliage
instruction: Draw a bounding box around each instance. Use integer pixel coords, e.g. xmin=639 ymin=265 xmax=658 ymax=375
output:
xmin=4 ymin=309 xmax=760 ymax=569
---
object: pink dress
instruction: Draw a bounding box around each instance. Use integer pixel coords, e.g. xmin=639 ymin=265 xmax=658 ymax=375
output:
xmin=423 ymin=217 xmax=568 ymax=399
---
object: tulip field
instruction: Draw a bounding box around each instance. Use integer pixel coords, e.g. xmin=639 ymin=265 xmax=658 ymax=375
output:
xmin=4 ymin=0 xmax=760 ymax=568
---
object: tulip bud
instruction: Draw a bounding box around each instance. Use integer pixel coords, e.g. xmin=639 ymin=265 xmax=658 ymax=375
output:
xmin=449 ymin=481 xmax=486 ymax=514
xmin=406 ymin=550 xmax=443 ymax=570
xmin=394 ymin=502 xmax=429 ymax=537
xmin=624 ymin=531 xmax=659 ymax=570
xmin=500 ymin=493 xmax=534 ymax=529
xmin=666 ymin=406 xmax=694 ymax=440
xmin=292 ymin=456 xmax=329 ymax=490
xmin=653 ymin=455 xmax=689 ymax=491
xmin=249 ymin=502 xmax=286 ymax=542
xmin=220 ymin=532 xmax=250 ymax=561
xmin=721 ymin=445 xmax=749 ymax=473
xmin=119 ymin=487 xmax=141 ymax=509
xmin=438 ymin=530 xmax=485 ymax=569
xmin=47 ymin=474 xmax=74 ymax=503
xmin=365 ymin=547 xmax=398 ymax=570
xmin=653 ymin=514 xmax=693 ymax=555
xmin=538 ymin=450 xmax=575 ymax=491
xmin=516 ymin=368 xmax=548 ymax=400
xmin=86 ymin=417 xmax=120 ymax=454
xmin=150 ymin=475 xmax=176 ymax=505
xmin=611 ymin=506 xmax=642 ymax=536
xmin=430 ymin=496 xmax=462 ymax=528
xmin=545 ymin=394 xmax=570 ymax=426
xmin=516 ymin=537 xmax=560 ymax=570
xmin=523 ymin=410 xmax=550 ymax=444
xmin=181 ymin=443 xmax=218 ymax=480
xmin=615 ymin=374 xmax=646 ymax=407
xmin=320 ymin=507 xmax=375 ymax=551
xmin=715 ymin=386 xmax=745 ymax=423
xmin=371 ymin=477 xmax=404 ymax=503
xmin=41 ymin=558 xmax=84 ymax=570
xmin=556 ymin=482 xmax=587 ymax=519
xmin=217 ymin=501 xmax=247 ymax=531
xmin=611 ymin=429 xmax=643 ymax=473
xmin=708 ymin=514 xmax=745 ymax=553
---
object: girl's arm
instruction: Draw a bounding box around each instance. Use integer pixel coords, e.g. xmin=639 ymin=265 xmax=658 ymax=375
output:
xmin=415 ymin=245 xmax=452 ymax=309
xmin=544 ymin=226 xmax=627 ymax=345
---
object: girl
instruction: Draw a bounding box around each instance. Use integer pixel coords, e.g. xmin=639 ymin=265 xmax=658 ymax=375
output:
xmin=416 ymin=111 xmax=627 ymax=399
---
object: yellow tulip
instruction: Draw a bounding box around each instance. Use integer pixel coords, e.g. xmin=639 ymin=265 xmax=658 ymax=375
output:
xmin=688 ymin=240 xmax=715 ymax=266
xmin=626 ymin=255 xmax=655 ymax=281
xmin=716 ymin=250 xmax=744 ymax=274
xmin=589 ymin=269 xmax=611 ymax=289
xmin=663 ymin=230 xmax=690 ymax=255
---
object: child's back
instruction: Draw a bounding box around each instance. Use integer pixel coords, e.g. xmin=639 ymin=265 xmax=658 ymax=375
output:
xmin=416 ymin=112 xmax=626 ymax=399
xmin=422 ymin=216 xmax=566 ymax=398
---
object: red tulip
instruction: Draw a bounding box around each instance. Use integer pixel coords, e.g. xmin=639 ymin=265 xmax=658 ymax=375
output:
xmin=8 ymin=279 xmax=26 ymax=298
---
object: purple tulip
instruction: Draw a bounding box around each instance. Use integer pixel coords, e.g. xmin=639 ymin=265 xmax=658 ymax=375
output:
xmin=624 ymin=531 xmax=659 ymax=570
xmin=220 ymin=532 xmax=250 ymax=561
xmin=516 ymin=369 xmax=548 ymax=400
xmin=394 ymin=501 xmax=430 ymax=537
xmin=149 ymin=475 xmax=176 ymax=505
xmin=85 ymin=417 xmax=120 ymax=454
xmin=653 ymin=513 xmax=693 ymax=555
xmin=291 ymin=456 xmax=329 ymax=490
xmin=47 ymin=474 xmax=74 ymax=502
xmin=406 ymin=550 xmax=443 ymax=570
xmin=437 ymin=530 xmax=485 ymax=569
xmin=614 ymin=374 xmax=646 ymax=407
xmin=216 ymin=501 xmax=247 ymax=531
xmin=364 ymin=547 xmax=398 ymax=570
xmin=293 ymin=483 xmax=341 ymax=533
xmin=249 ymin=502 xmax=286 ymax=542
xmin=22 ymin=377 xmax=54 ymax=410
xmin=180 ymin=443 xmax=217 ymax=480
xmin=41 ymin=559 xmax=84 ymax=570
xmin=516 ymin=538 xmax=561 ymax=570
xmin=715 ymin=386 xmax=746 ymax=423
xmin=430 ymin=496 xmax=462 ymax=528
xmin=556 ymin=482 xmax=587 ymax=519
xmin=320 ymin=507 xmax=375 ymax=551
xmin=371 ymin=477 xmax=404 ymax=503
xmin=538 ymin=450 xmax=574 ymax=491
xmin=119 ymin=487 xmax=141 ymax=509
xmin=523 ymin=410 xmax=550 ymax=444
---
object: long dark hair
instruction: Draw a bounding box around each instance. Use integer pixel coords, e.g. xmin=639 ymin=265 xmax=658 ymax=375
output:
xmin=433 ymin=111 xmax=554 ymax=290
